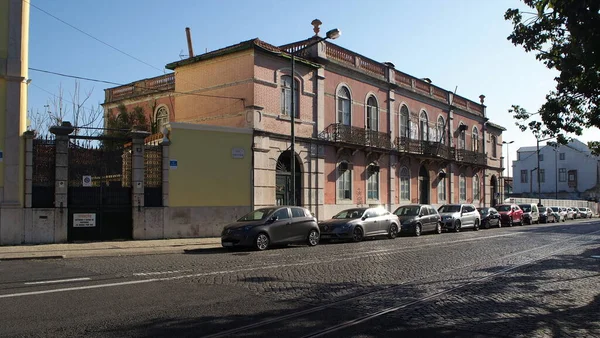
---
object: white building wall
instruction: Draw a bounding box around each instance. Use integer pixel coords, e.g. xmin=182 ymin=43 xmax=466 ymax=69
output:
xmin=513 ymin=142 xmax=599 ymax=195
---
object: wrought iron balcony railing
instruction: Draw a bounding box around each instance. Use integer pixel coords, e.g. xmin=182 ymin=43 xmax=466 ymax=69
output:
xmin=455 ymin=149 xmax=487 ymax=166
xmin=319 ymin=123 xmax=392 ymax=149
xmin=395 ymin=137 xmax=451 ymax=159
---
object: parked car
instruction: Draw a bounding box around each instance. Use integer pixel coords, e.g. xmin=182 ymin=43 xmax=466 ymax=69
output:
xmin=394 ymin=204 xmax=441 ymax=236
xmin=495 ymin=204 xmax=524 ymax=226
xmin=519 ymin=203 xmax=540 ymax=225
xmin=318 ymin=207 xmax=400 ymax=242
xmin=573 ymin=207 xmax=586 ymax=219
xmin=221 ymin=206 xmax=320 ymax=251
xmin=438 ymin=204 xmax=481 ymax=232
xmin=563 ymin=207 xmax=574 ymax=220
xmin=550 ymin=207 xmax=565 ymax=222
xmin=477 ymin=207 xmax=501 ymax=229
xmin=571 ymin=207 xmax=581 ymax=219
xmin=539 ymin=207 xmax=558 ymax=223
xmin=580 ymin=207 xmax=593 ymax=218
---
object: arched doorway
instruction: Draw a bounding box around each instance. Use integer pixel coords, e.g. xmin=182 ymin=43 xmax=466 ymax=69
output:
xmin=491 ymin=175 xmax=498 ymax=207
xmin=275 ymin=151 xmax=301 ymax=206
xmin=418 ymin=165 xmax=430 ymax=204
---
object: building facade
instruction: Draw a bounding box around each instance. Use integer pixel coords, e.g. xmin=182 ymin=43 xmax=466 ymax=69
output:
xmin=103 ymin=21 xmax=506 ymax=220
xmin=0 ymin=0 xmax=30 ymax=245
xmin=513 ymin=139 xmax=600 ymax=200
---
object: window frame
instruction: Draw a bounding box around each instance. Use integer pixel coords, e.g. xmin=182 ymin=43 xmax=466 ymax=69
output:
xmin=438 ymin=176 xmax=446 ymax=202
xmin=399 ymin=105 xmax=410 ymax=139
xmin=400 ymin=166 xmax=410 ymax=201
xmin=472 ymin=127 xmax=479 ymax=152
xmin=459 ymin=174 xmax=467 ymax=201
xmin=473 ymin=174 xmax=480 ymax=201
xmin=337 ymin=85 xmax=352 ymax=125
xmin=367 ymin=164 xmax=380 ymax=201
xmin=559 ymin=168 xmax=567 ymax=182
xmin=336 ymin=161 xmax=352 ymax=201
xmin=281 ymin=75 xmax=300 ymax=117
xmin=366 ymin=95 xmax=378 ymax=131
xmin=437 ymin=116 xmax=445 ymax=144
xmin=521 ymin=170 xmax=528 ymax=183
xmin=419 ymin=110 xmax=429 ymax=141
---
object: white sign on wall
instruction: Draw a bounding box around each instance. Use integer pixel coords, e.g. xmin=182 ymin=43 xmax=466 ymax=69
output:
xmin=73 ymin=213 xmax=96 ymax=227
xmin=82 ymin=175 xmax=92 ymax=187
xmin=232 ymin=147 xmax=245 ymax=159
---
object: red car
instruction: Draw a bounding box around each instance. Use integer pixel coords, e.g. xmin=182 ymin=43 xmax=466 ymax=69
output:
xmin=495 ymin=204 xmax=524 ymax=226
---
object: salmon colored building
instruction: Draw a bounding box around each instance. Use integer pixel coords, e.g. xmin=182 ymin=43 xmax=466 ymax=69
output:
xmin=103 ymin=20 xmax=506 ymax=220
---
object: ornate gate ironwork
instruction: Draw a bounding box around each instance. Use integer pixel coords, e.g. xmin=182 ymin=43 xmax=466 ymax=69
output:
xmin=67 ymin=136 xmax=132 ymax=241
xmin=32 ymin=136 xmax=56 ymax=208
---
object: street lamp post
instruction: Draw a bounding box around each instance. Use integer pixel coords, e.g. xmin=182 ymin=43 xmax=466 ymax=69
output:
xmin=289 ymin=28 xmax=341 ymax=206
xmin=502 ymin=140 xmax=514 ymax=179
xmin=536 ymin=136 xmax=555 ymax=206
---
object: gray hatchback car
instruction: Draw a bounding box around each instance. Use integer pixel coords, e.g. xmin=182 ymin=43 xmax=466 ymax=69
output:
xmin=221 ymin=206 xmax=319 ymax=251
xmin=318 ymin=207 xmax=400 ymax=242
xmin=394 ymin=204 xmax=442 ymax=236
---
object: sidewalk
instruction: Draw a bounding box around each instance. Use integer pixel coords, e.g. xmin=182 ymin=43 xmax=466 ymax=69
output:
xmin=0 ymin=237 xmax=222 ymax=261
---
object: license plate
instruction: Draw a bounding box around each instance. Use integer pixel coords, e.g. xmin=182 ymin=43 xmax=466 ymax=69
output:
xmin=222 ymin=242 xmax=233 ymax=247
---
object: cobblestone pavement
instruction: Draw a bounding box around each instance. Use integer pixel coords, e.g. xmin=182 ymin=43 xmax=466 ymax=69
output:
xmin=0 ymin=219 xmax=598 ymax=337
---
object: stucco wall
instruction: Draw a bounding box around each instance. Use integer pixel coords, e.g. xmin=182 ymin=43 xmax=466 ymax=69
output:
xmin=167 ymin=123 xmax=253 ymax=207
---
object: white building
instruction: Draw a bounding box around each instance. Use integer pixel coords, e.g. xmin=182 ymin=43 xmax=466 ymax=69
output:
xmin=512 ymin=139 xmax=600 ymax=200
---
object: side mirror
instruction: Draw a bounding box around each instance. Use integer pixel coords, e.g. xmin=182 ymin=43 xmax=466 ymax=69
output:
xmin=268 ymin=215 xmax=278 ymax=223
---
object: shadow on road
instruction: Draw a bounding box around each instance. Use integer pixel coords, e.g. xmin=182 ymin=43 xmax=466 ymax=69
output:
xmin=99 ymin=238 xmax=600 ymax=338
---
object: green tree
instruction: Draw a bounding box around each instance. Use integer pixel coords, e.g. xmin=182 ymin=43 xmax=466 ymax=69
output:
xmin=104 ymin=104 xmax=148 ymax=149
xmin=505 ymin=0 xmax=600 ymax=153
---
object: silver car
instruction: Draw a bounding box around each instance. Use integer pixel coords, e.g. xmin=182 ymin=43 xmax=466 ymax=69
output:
xmin=318 ymin=207 xmax=401 ymax=242
xmin=438 ymin=204 xmax=481 ymax=232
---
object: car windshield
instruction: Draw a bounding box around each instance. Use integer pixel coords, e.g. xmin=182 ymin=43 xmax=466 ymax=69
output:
xmin=333 ymin=209 xmax=365 ymax=219
xmin=496 ymin=205 xmax=512 ymax=212
xmin=438 ymin=205 xmax=460 ymax=213
xmin=551 ymin=207 xmax=559 ymax=212
xmin=237 ymin=208 xmax=276 ymax=221
xmin=519 ymin=205 xmax=531 ymax=212
xmin=477 ymin=208 xmax=489 ymax=215
xmin=394 ymin=206 xmax=420 ymax=216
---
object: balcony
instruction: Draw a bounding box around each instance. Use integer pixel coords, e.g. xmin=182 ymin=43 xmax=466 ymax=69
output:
xmin=320 ymin=123 xmax=392 ymax=150
xmin=105 ymin=73 xmax=175 ymax=103
xmin=455 ymin=149 xmax=487 ymax=166
xmin=395 ymin=137 xmax=451 ymax=160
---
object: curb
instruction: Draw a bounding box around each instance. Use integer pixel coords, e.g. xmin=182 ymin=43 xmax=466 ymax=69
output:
xmin=0 ymin=255 xmax=65 ymax=261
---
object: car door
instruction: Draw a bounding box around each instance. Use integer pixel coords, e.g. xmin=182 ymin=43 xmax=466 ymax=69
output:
xmin=426 ymin=206 xmax=436 ymax=231
xmin=362 ymin=209 xmax=378 ymax=236
xmin=378 ymin=209 xmax=392 ymax=233
xmin=461 ymin=205 xmax=472 ymax=227
xmin=290 ymin=207 xmax=311 ymax=242
xmin=268 ymin=208 xmax=293 ymax=243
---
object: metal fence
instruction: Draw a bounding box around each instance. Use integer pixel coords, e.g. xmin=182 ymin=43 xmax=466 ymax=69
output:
xmin=144 ymin=145 xmax=163 ymax=207
xmin=32 ymin=137 xmax=56 ymax=208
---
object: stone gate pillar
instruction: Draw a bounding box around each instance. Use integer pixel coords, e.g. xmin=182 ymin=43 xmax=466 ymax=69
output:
xmin=50 ymin=122 xmax=74 ymax=242
xmin=130 ymin=129 xmax=149 ymax=239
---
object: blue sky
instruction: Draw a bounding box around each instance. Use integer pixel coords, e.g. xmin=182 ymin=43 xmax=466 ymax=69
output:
xmin=27 ymin=0 xmax=599 ymax=176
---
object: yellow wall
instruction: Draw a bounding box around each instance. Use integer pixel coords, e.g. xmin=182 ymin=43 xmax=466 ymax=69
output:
xmin=168 ymin=124 xmax=253 ymax=207
xmin=0 ymin=0 xmax=9 ymax=188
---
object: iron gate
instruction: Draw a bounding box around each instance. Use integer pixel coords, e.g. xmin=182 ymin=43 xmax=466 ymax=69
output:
xmin=67 ymin=136 xmax=132 ymax=242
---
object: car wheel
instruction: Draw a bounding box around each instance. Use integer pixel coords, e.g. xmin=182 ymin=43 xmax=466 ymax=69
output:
xmin=307 ymin=229 xmax=319 ymax=246
xmin=497 ymin=220 xmax=502 ymax=228
xmin=352 ymin=227 xmax=364 ymax=242
xmin=387 ymin=224 xmax=398 ymax=239
xmin=519 ymin=216 xmax=524 ymax=226
xmin=474 ymin=220 xmax=480 ymax=231
xmin=435 ymin=222 xmax=442 ymax=234
xmin=255 ymin=233 xmax=270 ymax=251
xmin=454 ymin=220 xmax=461 ymax=233
xmin=483 ymin=220 xmax=490 ymax=229
xmin=508 ymin=218 xmax=514 ymax=227
xmin=414 ymin=224 xmax=422 ymax=237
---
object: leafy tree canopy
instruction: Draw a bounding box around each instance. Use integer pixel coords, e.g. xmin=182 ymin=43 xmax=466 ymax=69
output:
xmin=103 ymin=104 xmax=149 ymax=150
xmin=505 ymin=0 xmax=600 ymax=154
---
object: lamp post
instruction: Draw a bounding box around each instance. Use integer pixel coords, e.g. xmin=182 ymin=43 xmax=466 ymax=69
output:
xmin=547 ymin=141 xmax=559 ymax=199
xmin=536 ymin=135 xmax=555 ymax=206
xmin=289 ymin=28 xmax=341 ymax=206
xmin=502 ymin=140 xmax=514 ymax=179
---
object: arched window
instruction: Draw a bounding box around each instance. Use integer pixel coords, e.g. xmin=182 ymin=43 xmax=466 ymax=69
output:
xmin=472 ymin=127 xmax=479 ymax=152
xmin=437 ymin=116 xmax=445 ymax=144
xmin=473 ymin=174 xmax=480 ymax=201
xmin=438 ymin=176 xmax=446 ymax=201
xmin=337 ymin=162 xmax=352 ymax=200
xmin=459 ymin=174 xmax=466 ymax=201
xmin=491 ymin=135 xmax=498 ymax=158
xmin=155 ymin=106 xmax=169 ymax=129
xmin=400 ymin=105 xmax=409 ymax=139
xmin=281 ymin=75 xmax=299 ymax=117
xmin=400 ymin=167 xmax=410 ymax=201
xmin=367 ymin=164 xmax=380 ymax=200
xmin=337 ymin=86 xmax=351 ymax=125
xmin=420 ymin=111 xmax=429 ymax=141
xmin=366 ymin=95 xmax=378 ymax=131
xmin=459 ymin=124 xmax=466 ymax=149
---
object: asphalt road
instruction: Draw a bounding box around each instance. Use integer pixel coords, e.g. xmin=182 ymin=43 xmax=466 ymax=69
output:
xmin=1 ymin=219 xmax=599 ymax=338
